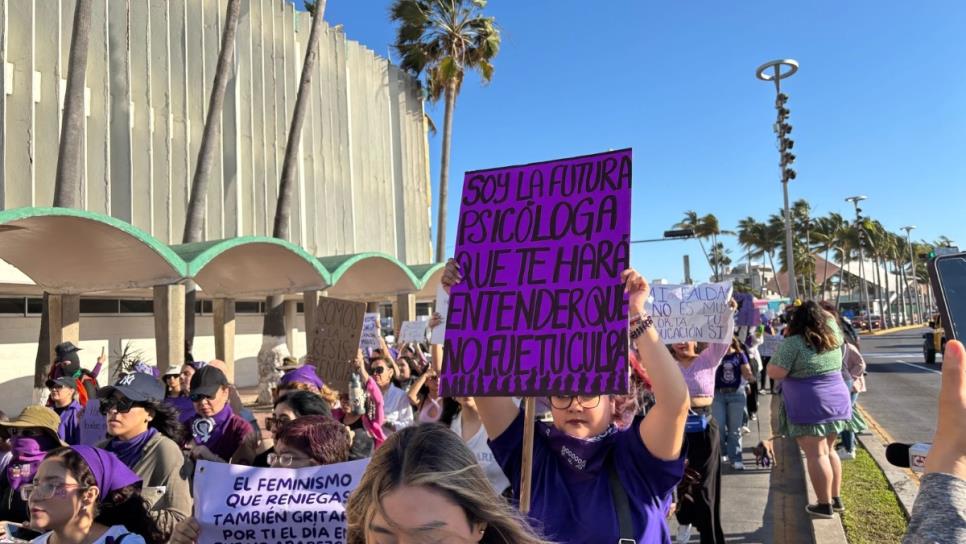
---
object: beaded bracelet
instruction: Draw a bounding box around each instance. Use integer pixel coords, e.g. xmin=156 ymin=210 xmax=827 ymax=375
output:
xmin=629 ymin=314 xmax=654 ymax=340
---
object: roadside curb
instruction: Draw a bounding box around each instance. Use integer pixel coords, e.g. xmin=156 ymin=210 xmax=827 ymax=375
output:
xmin=799 ymin=451 xmax=849 ymax=544
xmin=854 ymin=404 xmax=919 ymax=518
xmin=860 ymin=324 xmax=922 ymax=336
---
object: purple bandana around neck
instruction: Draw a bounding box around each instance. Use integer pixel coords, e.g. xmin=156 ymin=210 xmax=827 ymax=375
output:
xmin=781 ymin=372 xmax=852 ymax=425
xmin=192 ymin=404 xmax=233 ymax=445
xmin=7 ymin=435 xmax=58 ymax=490
xmin=108 ymin=427 xmax=158 ymax=468
xmin=542 ymin=421 xmax=620 ymax=476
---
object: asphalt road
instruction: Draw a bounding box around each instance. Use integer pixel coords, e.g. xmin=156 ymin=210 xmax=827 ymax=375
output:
xmin=858 ymin=327 xmax=940 ymax=445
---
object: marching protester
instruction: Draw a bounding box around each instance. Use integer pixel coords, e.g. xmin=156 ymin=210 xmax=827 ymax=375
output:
xmin=47 ymin=343 xmax=102 ymax=407
xmin=96 ymin=372 xmax=191 ymax=539
xmin=169 ymin=415 xmax=353 ymax=544
xmin=767 ymin=300 xmax=866 ymax=518
xmin=181 ymin=366 xmax=253 ymax=464
xmin=347 ymin=424 xmax=550 ymax=544
xmin=670 ymin=333 xmax=729 ymax=544
xmin=902 ymin=339 xmax=966 ymax=544
xmin=440 ymin=261 xmax=689 ymax=543
xmin=46 ymin=377 xmax=81 ymax=446
xmin=25 ymin=445 xmax=163 ymax=543
xmin=162 ymin=366 xmax=182 ymax=399
xmin=837 ymin=340 xmax=868 ymax=460
xmin=407 ymin=366 xmax=442 ymax=423
xmin=368 ymin=356 xmax=414 ymax=433
xmin=0 ymin=406 xmax=65 ymax=523
xmin=712 ymin=337 xmax=756 ymax=471
xmin=336 ymin=352 xmax=387 ymax=448
xmin=440 ymin=396 xmax=511 ymax=495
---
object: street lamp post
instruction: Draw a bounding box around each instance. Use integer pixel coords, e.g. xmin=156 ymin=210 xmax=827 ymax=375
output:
xmin=846 ymin=196 xmax=872 ymax=330
xmin=902 ymin=225 xmax=921 ymax=324
xmin=757 ymin=59 xmax=800 ymax=301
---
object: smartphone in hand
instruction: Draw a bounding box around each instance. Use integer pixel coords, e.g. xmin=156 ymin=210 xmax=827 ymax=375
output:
xmin=2 ymin=522 xmax=42 ymax=542
xmin=929 ymin=251 xmax=966 ymax=341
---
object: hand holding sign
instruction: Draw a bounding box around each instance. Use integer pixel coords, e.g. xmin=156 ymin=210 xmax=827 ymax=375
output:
xmin=622 ymin=268 xmax=651 ymax=315
xmin=646 ymin=281 xmax=736 ymax=344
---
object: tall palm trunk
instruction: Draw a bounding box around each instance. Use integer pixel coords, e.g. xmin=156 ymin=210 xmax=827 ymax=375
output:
xmin=181 ymin=0 xmax=241 ymax=357
xmin=835 ymin=245 xmax=848 ymax=306
xmin=767 ymin=251 xmax=783 ymax=297
xmin=35 ymin=0 xmax=93 ymax=400
xmin=434 ymin=79 xmax=458 ymax=262
xmin=256 ymin=1 xmax=327 ymax=404
xmin=895 ymin=253 xmax=908 ymax=325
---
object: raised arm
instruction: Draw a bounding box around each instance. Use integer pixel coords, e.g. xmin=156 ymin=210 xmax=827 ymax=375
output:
xmin=627 ymin=270 xmax=690 ymax=461
xmin=440 ymin=259 xmax=519 ymax=438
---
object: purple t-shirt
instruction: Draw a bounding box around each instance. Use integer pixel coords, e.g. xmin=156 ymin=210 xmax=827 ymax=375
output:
xmin=715 ymin=352 xmax=749 ymax=389
xmin=489 ymin=410 xmax=684 ymax=543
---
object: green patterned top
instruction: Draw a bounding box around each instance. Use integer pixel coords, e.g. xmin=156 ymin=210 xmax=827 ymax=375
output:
xmin=770 ymin=319 xmax=844 ymax=377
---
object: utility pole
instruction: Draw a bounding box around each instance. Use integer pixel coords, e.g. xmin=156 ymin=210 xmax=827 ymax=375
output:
xmin=901 ymin=225 xmax=921 ymax=324
xmin=757 ymin=59 xmax=800 ymax=300
xmin=846 ymin=196 xmax=872 ymax=331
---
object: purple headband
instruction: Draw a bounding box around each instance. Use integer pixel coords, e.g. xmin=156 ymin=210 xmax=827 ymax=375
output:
xmin=279 ymin=365 xmax=324 ymax=389
xmin=70 ymin=446 xmax=142 ymax=502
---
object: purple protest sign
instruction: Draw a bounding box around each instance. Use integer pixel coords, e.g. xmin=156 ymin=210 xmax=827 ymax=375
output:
xmin=440 ymin=149 xmax=632 ymax=397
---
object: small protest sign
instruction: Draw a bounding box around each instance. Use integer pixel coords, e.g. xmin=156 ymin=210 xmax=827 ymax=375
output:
xmin=307 ymin=297 xmax=366 ymax=391
xmin=430 ymin=285 xmax=448 ymax=345
xmin=194 ymin=458 xmax=368 ymax=544
xmin=758 ymin=334 xmax=783 ymax=358
xmin=646 ymin=281 xmax=736 ymax=344
xmin=399 ymin=321 xmax=427 ymax=343
xmin=78 ymin=398 xmax=108 ymax=446
xmin=359 ymin=313 xmax=381 ymax=350
xmin=441 ymin=149 xmax=632 ymax=397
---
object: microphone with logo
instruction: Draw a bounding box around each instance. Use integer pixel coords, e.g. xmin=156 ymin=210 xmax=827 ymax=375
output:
xmin=885 ymin=442 xmax=931 ymax=472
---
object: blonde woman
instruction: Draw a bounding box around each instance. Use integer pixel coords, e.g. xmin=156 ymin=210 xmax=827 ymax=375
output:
xmin=347 ymin=424 xmax=550 ymax=544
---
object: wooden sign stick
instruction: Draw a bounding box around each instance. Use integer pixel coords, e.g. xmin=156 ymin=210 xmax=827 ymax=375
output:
xmin=519 ymin=396 xmax=537 ymax=514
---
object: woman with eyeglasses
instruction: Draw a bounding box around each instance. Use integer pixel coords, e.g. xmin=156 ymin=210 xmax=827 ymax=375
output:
xmin=0 ymin=407 xmax=65 ymax=525
xmin=440 ymin=262 xmax=690 ymax=544
xmin=364 ymin=356 xmax=414 ymax=433
xmin=169 ymin=415 xmax=351 ymax=544
xmin=95 ymin=372 xmax=191 ymax=540
xmin=347 ymin=424 xmax=549 ymax=544
xmin=181 ymin=366 xmax=253 ymax=464
xmin=24 ymin=445 xmax=163 ymax=543
xmin=46 ymin=377 xmax=81 ymax=446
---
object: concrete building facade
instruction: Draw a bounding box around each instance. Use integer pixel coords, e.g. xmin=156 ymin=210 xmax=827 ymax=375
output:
xmin=0 ymin=0 xmax=434 ymax=413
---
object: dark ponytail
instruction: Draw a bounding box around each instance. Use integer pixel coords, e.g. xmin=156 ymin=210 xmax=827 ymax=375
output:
xmin=144 ymin=400 xmax=185 ymax=444
xmin=46 ymin=448 xmax=165 ymax=544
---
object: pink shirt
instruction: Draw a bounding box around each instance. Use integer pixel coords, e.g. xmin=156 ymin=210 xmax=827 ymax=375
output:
xmin=677 ymin=342 xmax=729 ymax=399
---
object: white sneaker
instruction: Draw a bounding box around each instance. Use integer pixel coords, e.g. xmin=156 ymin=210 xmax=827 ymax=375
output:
xmin=837 ymin=448 xmax=856 ymax=460
xmin=741 ymin=426 xmax=751 ymax=435
xmin=721 ymin=455 xmax=729 ymax=464
xmin=733 ymin=461 xmax=745 ymax=471
xmin=676 ymin=523 xmax=693 ymax=542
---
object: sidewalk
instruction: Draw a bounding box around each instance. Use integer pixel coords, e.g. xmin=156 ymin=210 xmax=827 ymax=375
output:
xmin=671 ymin=391 xmax=811 ymax=543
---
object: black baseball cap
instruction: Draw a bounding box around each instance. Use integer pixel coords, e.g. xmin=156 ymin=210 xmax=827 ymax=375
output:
xmin=190 ymin=366 xmax=228 ymax=398
xmin=98 ymin=372 xmax=165 ymax=403
xmin=45 ymin=376 xmax=76 ymax=390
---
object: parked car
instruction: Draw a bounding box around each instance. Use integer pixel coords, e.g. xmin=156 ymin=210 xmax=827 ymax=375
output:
xmin=853 ymin=314 xmax=883 ymax=330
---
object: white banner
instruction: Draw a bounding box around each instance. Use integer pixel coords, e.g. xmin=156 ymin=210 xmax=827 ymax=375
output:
xmin=359 ymin=313 xmax=381 ymax=350
xmin=431 ymin=285 xmax=448 ymax=345
xmin=646 ymin=281 xmax=735 ymax=344
xmin=758 ymin=334 xmax=783 ymax=357
xmin=399 ymin=321 xmax=427 ymax=343
xmin=194 ymin=458 xmax=368 ymax=544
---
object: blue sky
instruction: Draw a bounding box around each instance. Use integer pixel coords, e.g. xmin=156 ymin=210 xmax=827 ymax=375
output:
xmin=295 ymin=1 xmax=966 ymax=283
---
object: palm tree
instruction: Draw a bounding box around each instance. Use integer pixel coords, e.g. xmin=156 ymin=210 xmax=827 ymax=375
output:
xmin=675 ymin=212 xmax=732 ymax=281
xmin=736 ymin=217 xmax=767 ymax=292
xmin=36 ymin=0 xmax=94 ymax=398
xmin=811 ymin=213 xmax=846 ymax=300
xmin=255 ymin=0 xmax=328 ymax=404
xmin=180 ymin=0 xmax=242 ymax=355
xmin=676 ymin=211 xmax=713 ymax=277
xmin=391 ymin=0 xmax=501 ymax=262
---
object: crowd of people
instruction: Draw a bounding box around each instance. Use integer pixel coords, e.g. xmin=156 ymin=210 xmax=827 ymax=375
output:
xmin=0 ymin=262 xmax=959 ymax=543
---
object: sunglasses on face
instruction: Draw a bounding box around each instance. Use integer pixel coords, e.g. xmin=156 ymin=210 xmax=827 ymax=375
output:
xmin=99 ymin=397 xmax=142 ymax=415
xmin=370 ymin=367 xmax=387 ymax=376
xmin=189 ymin=392 xmax=215 ymax=402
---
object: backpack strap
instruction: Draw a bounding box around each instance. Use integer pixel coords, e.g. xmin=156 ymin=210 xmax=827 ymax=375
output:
xmin=607 ymin=454 xmax=636 ymax=543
